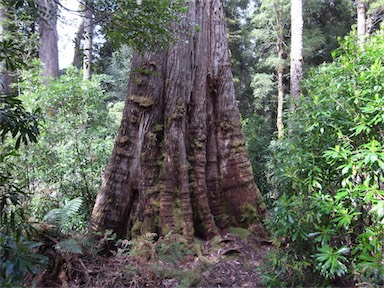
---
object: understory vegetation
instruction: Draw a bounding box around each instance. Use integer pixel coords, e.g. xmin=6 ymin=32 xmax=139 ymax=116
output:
xmin=1 ymin=3 xmax=384 ymax=285
xmin=260 ymin=32 xmax=384 ymax=287
xmin=1 ymin=59 xmax=126 ymax=286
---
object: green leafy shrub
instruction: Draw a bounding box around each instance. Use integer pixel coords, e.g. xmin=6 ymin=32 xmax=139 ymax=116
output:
xmin=0 ymin=147 xmax=31 ymax=238
xmin=0 ymin=94 xmax=39 ymax=149
xmin=17 ymin=64 xmax=119 ymax=216
xmin=264 ymin=30 xmax=384 ymax=286
xmin=0 ymin=87 xmax=46 ymax=286
xmin=242 ymin=115 xmax=274 ymax=204
xmin=0 ymin=92 xmax=40 ymax=237
xmin=0 ymin=233 xmax=47 ymax=287
xmin=105 ymin=44 xmax=132 ymax=102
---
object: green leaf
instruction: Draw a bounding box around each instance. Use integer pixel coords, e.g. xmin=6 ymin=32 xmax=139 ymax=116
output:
xmin=341 ymin=165 xmax=350 ymax=175
xmin=370 ymin=201 xmax=384 ymax=219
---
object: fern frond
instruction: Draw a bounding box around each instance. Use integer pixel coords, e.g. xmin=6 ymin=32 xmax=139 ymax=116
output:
xmin=54 ymin=238 xmax=83 ymax=254
xmin=62 ymin=198 xmax=83 ymax=222
xmin=43 ymin=208 xmax=65 ymax=226
xmin=43 ymin=197 xmax=83 ymax=231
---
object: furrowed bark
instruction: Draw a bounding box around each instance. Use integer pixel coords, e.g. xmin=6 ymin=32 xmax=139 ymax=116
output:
xmin=92 ymin=0 xmax=266 ymax=240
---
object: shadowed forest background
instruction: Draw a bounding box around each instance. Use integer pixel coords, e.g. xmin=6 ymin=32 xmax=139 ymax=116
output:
xmin=1 ymin=0 xmax=384 ymax=287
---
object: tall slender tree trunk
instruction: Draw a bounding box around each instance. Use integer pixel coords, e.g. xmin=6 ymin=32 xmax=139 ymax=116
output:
xmin=72 ymin=20 xmax=84 ymax=69
xmin=290 ymin=0 xmax=303 ymax=101
xmin=0 ymin=5 xmax=12 ymax=94
xmin=276 ymin=41 xmax=285 ymax=139
xmin=39 ymin=0 xmax=59 ymax=78
xmin=83 ymin=0 xmax=93 ymax=80
xmin=274 ymin=1 xmax=286 ymax=139
xmin=357 ymin=0 xmax=366 ymax=46
xmin=91 ymin=0 xmax=266 ymax=242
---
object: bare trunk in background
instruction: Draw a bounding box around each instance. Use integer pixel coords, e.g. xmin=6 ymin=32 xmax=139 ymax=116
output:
xmin=92 ymin=0 xmax=266 ymax=242
xmin=0 ymin=5 xmax=13 ymax=94
xmin=357 ymin=1 xmax=366 ymax=46
xmin=83 ymin=0 xmax=93 ymax=80
xmin=290 ymin=0 xmax=303 ymax=102
xmin=276 ymin=41 xmax=285 ymax=139
xmin=72 ymin=20 xmax=84 ymax=69
xmin=39 ymin=0 xmax=59 ymax=78
xmin=274 ymin=1 xmax=286 ymax=139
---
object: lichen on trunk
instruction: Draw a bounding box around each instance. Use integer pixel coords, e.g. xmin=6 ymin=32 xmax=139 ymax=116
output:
xmin=91 ymin=0 xmax=266 ymax=241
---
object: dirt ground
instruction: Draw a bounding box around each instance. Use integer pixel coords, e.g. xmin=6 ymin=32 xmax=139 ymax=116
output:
xmin=33 ymin=228 xmax=272 ymax=288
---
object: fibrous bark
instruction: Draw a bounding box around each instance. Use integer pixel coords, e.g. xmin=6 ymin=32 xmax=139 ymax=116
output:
xmin=91 ymin=0 xmax=266 ymax=242
xmin=39 ymin=0 xmax=59 ymax=78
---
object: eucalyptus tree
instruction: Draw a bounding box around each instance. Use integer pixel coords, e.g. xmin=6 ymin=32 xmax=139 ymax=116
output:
xmin=83 ymin=0 xmax=93 ymax=79
xmin=0 ymin=3 xmax=12 ymax=94
xmin=290 ymin=0 xmax=303 ymax=101
xmin=92 ymin=0 xmax=266 ymax=242
xmin=251 ymin=0 xmax=290 ymax=138
xmin=0 ymin=0 xmax=38 ymax=92
xmin=72 ymin=19 xmax=84 ymax=69
xmin=357 ymin=0 xmax=384 ymax=36
xmin=357 ymin=0 xmax=367 ymax=45
xmin=366 ymin=0 xmax=384 ymax=33
xmin=224 ymin=0 xmax=256 ymax=117
xmin=39 ymin=0 xmax=59 ymax=78
xmin=302 ymin=0 xmax=354 ymax=66
xmin=250 ymin=0 xmax=354 ymax=136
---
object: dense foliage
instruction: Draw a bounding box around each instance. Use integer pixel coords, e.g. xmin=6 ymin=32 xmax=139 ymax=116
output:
xmin=249 ymin=0 xmax=354 ymax=116
xmin=242 ymin=115 xmax=274 ymax=204
xmin=0 ymin=63 xmax=123 ymax=285
xmin=1 ymin=0 xmax=384 ymax=286
xmin=263 ymin=31 xmax=384 ymax=286
xmin=0 ymin=96 xmax=42 ymax=287
xmin=0 ymin=4 xmax=42 ymax=277
xmin=95 ymin=0 xmax=189 ymax=51
xmin=18 ymin=64 xmax=119 ymax=217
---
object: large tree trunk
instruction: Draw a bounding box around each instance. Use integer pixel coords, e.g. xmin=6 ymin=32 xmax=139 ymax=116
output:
xmin=39 ymin=0 xmax=59 ymax=78
xmin=91 ymin=0 xmax=266 ymax=242
xmin=290 ymin=0 xmax=303 ymax=101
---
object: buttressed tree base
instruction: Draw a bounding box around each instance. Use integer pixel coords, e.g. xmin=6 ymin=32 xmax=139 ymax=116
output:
xmin=91 ymin=0 xmax=266 ymax=242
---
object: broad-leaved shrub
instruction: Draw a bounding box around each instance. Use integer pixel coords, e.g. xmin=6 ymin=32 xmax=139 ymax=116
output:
xmin=264 ymin=30 xmax=384 ymax=286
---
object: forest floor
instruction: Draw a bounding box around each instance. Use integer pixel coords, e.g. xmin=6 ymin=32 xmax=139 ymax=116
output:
xmin=34 ymin=227 xmax=273 ymax=287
